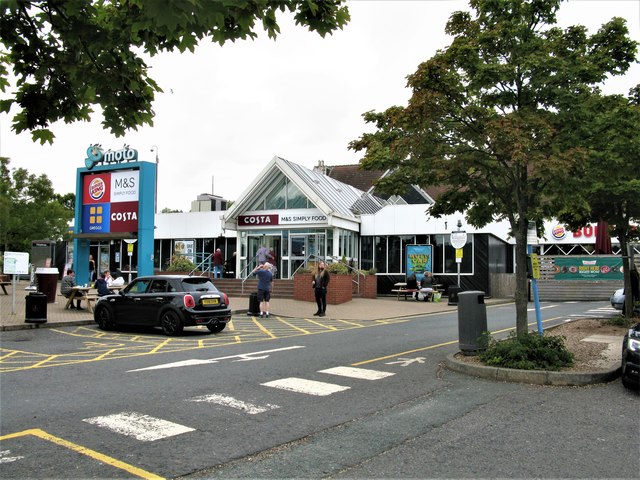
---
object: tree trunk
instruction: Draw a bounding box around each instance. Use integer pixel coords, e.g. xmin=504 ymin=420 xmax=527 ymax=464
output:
xmin=618 ymin=230 xmax=635 ymax=318
xmin=514 ymin=221 xmax=529 ymax=336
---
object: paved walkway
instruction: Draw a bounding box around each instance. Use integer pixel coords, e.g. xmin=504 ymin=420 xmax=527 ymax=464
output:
xmin=0 ymin=279 xmax=509 ymax=330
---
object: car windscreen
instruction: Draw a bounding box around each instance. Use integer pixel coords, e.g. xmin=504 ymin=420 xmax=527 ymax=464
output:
xmin=181 ymin=278 xmax=217 ymax=292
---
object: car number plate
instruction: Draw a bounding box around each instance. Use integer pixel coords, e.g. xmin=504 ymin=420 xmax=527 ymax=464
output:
xmin=202 ymin=298 xmax=219 ymax=305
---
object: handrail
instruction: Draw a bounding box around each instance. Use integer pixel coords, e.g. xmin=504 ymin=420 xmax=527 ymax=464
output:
xmin=240 ymin=253 xmax=262 ymax=295
xmin=189 ymin=253 xmax=213 ymax=276
xmin=326 ymin=255 xmax=365 ymax=295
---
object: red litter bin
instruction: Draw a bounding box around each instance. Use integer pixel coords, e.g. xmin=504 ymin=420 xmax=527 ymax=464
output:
xmin=36 ymin=267 xmax=59 ymax=303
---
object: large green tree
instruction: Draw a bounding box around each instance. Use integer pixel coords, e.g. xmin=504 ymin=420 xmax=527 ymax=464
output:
xmin=350 ymin=0 xmax=637 ymax=336
xmin=0 ymin=0 xmax=350 ymax=144
xmin=559 ymin=87 xmax=640 ymax=317
xmin=0 ymin=157 xmax=74 ymax=253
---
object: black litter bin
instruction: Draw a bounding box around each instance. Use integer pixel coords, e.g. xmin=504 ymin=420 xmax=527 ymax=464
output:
xmin=457 ymin=290 xmax=487 ymax=355
xmin=448 ymin=286 xmax=462 ymax=305
xmin=247 ymin=292 xmax=261 ymax=316
xmin=25 ymin=292 xmax=48 ymax=324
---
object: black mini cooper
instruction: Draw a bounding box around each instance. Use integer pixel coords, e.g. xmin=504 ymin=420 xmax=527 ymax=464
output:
xmin=94 ymin=275 xmax=231 ymax=335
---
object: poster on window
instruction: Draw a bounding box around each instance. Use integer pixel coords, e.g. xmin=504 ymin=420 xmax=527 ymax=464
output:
xmin=406 ymin=245 xmax=433 ymax=281
xmin=553 ymin=257 xmax=623 ymax=280
xmin=174 ymin=240 xmax=195 ymax=264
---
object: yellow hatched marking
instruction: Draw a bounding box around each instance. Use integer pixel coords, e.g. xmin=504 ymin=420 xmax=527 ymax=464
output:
xmin=275 ymin=317 xmax=311 ymax=334
xmin=0 ymin=429 xmax=163 ymax=479
xmin=94 ymin=349 xmax=118 ymax=361
xmin=251 ymin=317 xmax=277 ymax=338
xmin=303 ymin=318 xmax=338 ymax=330
xmin=0 ymin=351 xmax=20 ymax=361
xmin=335 ymin=319 xmax=366 ymax=327
xmin=149 ymin=338 xmax=171 ymax=354
xmin=30 ymin=355 xmax=60 ymax=368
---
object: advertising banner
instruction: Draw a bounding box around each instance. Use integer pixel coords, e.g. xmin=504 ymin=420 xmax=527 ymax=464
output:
xmin=554 ymin=257 xmax=623 ymax=280
xmin=81 ymin=169 xmax=139 ymax=233
xmin=406 ymin=245 xmax=432 ymax=281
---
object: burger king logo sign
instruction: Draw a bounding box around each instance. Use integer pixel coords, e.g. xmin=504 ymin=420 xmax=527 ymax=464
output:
xmin=89 ymin=177 xmax=106 ymax=201
xmin=551 ymin=225 xmax=566 ymax=240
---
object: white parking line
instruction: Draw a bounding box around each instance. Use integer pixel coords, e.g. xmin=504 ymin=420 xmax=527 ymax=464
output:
xmin=262 ymin=378 xmax=350 ymax=396
xmin=189 ymin=394 xmax=279 ymax=414
xmin=318 ymin=366 xmax=395 ymax=380
xmin=83 ymin=412 xmax=195 ymax=442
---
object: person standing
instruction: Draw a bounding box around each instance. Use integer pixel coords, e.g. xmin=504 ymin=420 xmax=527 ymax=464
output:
xmin=252 ymin=262 xmax=273 ymax=318
xmin=256 ymin=245 xmax=269 ymax=265
xmin=60 ymin=269 xmax=83 ymax=310
xmin=88 ymin=254 xmax=96 ymax=282
xmin=213 ymin=248 xmax=224 ymax=279
xmin=312 ymin=261 xmax=330 ymax=317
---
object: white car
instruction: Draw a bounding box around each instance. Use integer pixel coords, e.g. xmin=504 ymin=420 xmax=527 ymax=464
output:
xmin=611 ymin=288 xmax=640 ymax=313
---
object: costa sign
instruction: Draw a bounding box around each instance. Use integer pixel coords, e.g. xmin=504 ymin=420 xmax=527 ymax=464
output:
xmin=239 ymin=214 xmax=279 ymax=226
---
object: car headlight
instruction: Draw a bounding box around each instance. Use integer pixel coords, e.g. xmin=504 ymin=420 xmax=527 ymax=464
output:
xmin=628 ymin=338 xmax=640 ymax=352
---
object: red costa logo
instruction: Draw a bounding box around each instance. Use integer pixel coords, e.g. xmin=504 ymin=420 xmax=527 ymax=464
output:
xmin=239 ymin=214 xmax=279 ymax=226
xmin=551 ymin=225 xmax=566 ymax=240
xmin=89 ymin=178 xmax=106 ymax=201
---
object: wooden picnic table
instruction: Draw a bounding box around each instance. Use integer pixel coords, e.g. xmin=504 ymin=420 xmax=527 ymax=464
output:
xmin=63 ymin=286 xmax=94 ymax=312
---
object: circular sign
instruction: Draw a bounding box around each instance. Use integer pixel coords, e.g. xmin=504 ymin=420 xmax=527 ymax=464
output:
xmin=450 ymin=231 xmax=467 ymax=249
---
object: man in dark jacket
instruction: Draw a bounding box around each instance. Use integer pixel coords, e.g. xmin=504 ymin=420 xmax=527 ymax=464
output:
xmin=60 ymin=269 xmax=83 ymax=309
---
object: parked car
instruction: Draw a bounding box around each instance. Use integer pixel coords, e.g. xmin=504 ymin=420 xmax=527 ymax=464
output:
xmin=610 ymin=288 xmax=640 ymax=314
xmin=93 ymin=275 xmax=231 ymax=336
xmin=621 ymin=322 xmax=640 ymax=390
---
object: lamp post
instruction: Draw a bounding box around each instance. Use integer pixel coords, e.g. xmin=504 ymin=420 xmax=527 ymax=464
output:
xmin=150 ymin=145 xmax=159 ymax=214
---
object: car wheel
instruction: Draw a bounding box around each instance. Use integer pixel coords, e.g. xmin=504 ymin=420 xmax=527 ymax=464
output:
xmin=206 ymin=323 xmax=226 ymax=333
xmin=95 ymin=305 xmax=115 ymax=331
xmin=160 ymin=310 xmax=184 ymax=336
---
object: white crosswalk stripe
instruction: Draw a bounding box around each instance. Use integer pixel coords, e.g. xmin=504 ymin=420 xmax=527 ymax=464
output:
xmin=318 ymin=366 xmax=395 ymax=380
xmin=262 ymin=377 xmax=350 ymax=396
xmin=83 ymin=412 xmax=195 ymax=442
xmin=189 ymin=394 xmax=279 ymax=414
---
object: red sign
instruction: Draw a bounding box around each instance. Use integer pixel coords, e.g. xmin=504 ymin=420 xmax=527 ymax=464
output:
xmin=238 ymin=214 xmax=279 ymax=226
xmin=83 ymin=173 xmax=111 ymax=204
xmin=109 ymin=201 xmax=139 ymax=232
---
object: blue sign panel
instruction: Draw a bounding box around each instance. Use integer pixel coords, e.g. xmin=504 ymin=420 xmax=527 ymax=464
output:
xmin=406 ymin=244 xmax=433 ymax=282
xmin=82 ymin=203 xmax=111 ymax=233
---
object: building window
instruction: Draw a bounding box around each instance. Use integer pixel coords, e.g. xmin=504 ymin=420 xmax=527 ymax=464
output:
xmin=287 ymin=182 xmax=307 ymax=209
xmin=434 ymin=234 xmax=473 ymax=274
xmin=375 ymin=236 xmax=386 ymax=273
xmin=361 ymin=237 xmax=374 ymax=271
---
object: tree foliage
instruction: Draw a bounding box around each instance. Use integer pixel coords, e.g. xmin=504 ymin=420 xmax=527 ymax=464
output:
xmin=559 ymin=87 xmax=640 ymax=316
xmin=0 ymin=157 xmax=74 ymax=253
xmin=349 ymin=0 xmax=637 ymax=335
xmin=0 ymin=0 xmax=350 ymax=144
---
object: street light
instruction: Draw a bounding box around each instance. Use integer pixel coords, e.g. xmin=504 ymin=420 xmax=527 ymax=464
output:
xmin=150 ymin=145 xmax=159 ymax=213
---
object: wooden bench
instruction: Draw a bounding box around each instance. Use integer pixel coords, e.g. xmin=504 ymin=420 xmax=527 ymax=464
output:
xmin=0 ymin=275 xmax=10 ymax=295
xmin=60 ymin=288 xmax=96 ymax=313
xmin=391 ymin=288 xmax=419 ymax=301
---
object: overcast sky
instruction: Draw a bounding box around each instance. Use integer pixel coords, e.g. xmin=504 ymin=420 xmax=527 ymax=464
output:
xmin=1 ymin=0 xmax=638 ymax=212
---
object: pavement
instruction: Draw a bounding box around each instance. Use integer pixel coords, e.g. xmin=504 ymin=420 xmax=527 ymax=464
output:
xmin=0 ymin=279 xmax=623 ymax=386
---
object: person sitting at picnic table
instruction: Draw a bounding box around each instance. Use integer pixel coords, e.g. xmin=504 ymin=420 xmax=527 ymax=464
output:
xmin=60 ymin=269 xmax=84 ymax=310
xmin=406 ymin=273 xmax=419 ymax=300
xmin=418 ymin=271 xmax=435 ymax=301
xmin=95 ymin=271 xmax=114 ymax=297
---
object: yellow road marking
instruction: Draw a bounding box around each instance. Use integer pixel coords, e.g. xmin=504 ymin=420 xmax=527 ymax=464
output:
xmin=251 ymin=317 xmax=277 ymax=338
xmin=275 ymin=317 xmax=311 ymax=334
xmin=306 ymin=318 xmax=338 ymax=330
xmin=149 ymin=338 xmax=171 ymax=354
xmin=0 ymin=429 xmax=163 ymax=479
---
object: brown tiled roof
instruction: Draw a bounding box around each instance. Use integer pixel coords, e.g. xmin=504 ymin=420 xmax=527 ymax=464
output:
xmin=326 ymin=164 xmax=384 ymax=192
